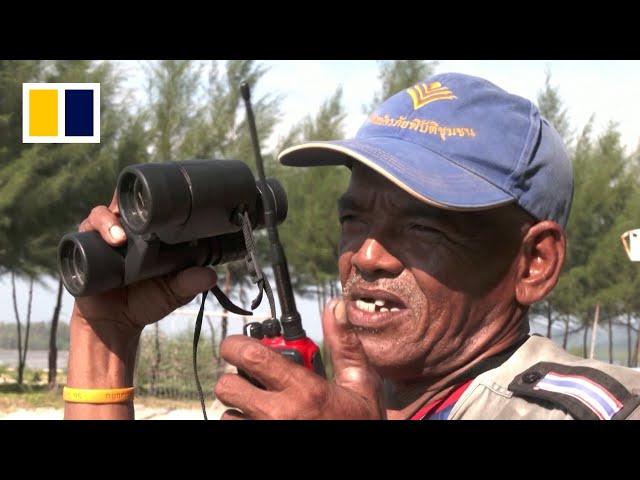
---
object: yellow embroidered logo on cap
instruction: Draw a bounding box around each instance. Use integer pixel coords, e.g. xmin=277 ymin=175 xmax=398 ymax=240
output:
xmin=406 ymin=82 xmax=456 ymax=110
xmin=368 ymin=113 xmax=475 ymax=141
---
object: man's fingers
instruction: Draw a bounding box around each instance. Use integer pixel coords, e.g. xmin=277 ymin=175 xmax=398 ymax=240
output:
xmin=322 ymin=299 xmax=372 ymax=388
xmin=166 ymin=267 xmax=218 ymax=303
xmin=78 ymin=219 xmax=92 ymax=233
xmin=214 ymin=373 xmax=275 ymax=419
xmin=126 ymin=267 xmax=217 ymax=327
xmin=220 ymin=409 xmax=247 ymax=420
xmin=82 ymin=205 xmax=126 ymax=246
xmin=220 ymin=335 xmax=306 ymax=391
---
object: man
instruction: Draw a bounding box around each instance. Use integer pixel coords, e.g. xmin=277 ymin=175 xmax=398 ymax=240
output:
xmin=65 ymin=72 xmax=640 ymax=420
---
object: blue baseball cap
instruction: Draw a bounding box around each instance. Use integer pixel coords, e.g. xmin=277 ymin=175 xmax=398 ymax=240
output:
xmin=278 ymin=72 xmax=574 ymax=228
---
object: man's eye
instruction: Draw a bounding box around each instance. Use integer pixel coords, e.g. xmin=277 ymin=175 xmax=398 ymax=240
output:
xmin=339 ymin=214 xmax=355 ymax=224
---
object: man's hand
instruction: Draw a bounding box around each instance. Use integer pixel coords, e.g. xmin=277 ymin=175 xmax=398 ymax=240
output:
xmin=65 ymin=193 xmax=217 ymax=420
xmin=73 ymin=192 xmax=217 ymax=332
xmin=215 ymin=300 xmax=386 ymax=420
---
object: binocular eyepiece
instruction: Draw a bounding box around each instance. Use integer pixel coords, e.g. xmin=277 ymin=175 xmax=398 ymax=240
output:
xmin=58 ymin=159 xmax=288 ymax=297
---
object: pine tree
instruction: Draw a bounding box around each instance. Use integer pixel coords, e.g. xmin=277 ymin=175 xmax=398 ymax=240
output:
xmin=537 ymin=69 xmax=572 ymax=147
xmin=553 ymin=121 xmax=636 ymax=359
xmin=144 ymin=60 xmax=204 ymax=393
xmin=143 ymin=60 xmax=281 ymax=380
xmin=273 ymin=87 xmax=348 ymax=314
xmin=533 ymin=71 xmax=573 ymax=337
xmin=0 ymin=60 xmax=147 ymax=385
xmin=192 ymin=60 xmax=281 ymax=357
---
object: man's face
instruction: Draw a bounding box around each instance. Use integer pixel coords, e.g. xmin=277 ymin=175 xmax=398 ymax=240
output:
xmin=337 ymin=164 xmax=533 ymax=382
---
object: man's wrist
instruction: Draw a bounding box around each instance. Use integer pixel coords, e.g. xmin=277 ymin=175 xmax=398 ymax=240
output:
xmin=66 ymin=309 xmax=140 ymax=389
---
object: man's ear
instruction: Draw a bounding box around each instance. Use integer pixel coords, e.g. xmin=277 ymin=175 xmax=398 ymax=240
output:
xmin=515 ymin=220 xmax=566 ymax=305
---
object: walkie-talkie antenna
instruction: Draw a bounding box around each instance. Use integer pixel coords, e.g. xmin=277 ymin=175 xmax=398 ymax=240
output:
xmin=240 ymin=82 xmax=306 ymax=339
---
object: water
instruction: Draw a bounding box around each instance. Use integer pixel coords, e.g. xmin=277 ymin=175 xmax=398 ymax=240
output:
xmin=0 ymin=349 xmax=68 ymax=370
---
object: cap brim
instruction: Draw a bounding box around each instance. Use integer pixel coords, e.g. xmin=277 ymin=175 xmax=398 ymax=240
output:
xmin=278 ymin=137 xmax=516 ymax=211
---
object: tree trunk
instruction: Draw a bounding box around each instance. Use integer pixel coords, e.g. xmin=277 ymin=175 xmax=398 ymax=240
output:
xmin=608 ymin=316 xmax=613 ymax=364
xmin=329 ymin=281 xmax=337 ymax=301
xmin=562 ymin=317 xmax=570 ymax=349
xmin=316 ymin=284 xmax=323 ymax=320
xmin=589 ymin=303 xmax=600 ymax=360
xmin=627 ymin=313 xmax=633 ymax=367
xmin=583 ymin=322 xmax=589 ymax=359
xmin=318 ymin=282 xmax=327 ymax=319
xmin=206 ymin=295 xmax=222 ymax=367
xmin=216 ymin=265 xmax=233 ymax=370
xmin=205 ymin=301 xmax=221 ymax=381
xmin=546 ymin=302 xmax=553 ymax=339
xmin=16 ymin=279 xmax=34 ymax=386
xmin=11 ymin=273 xmax=24 ymax=385
xmin=150 ymin=323 xmax=161 ymax=396
xmin=634 ymin=327 xmax=640 ymax=368
xmin=239 ymin=283 xmax=248 ymax=328
xmin=210 ymin=315 xmax=218 ymax=364
xmin=206 ymin=315 xmax=217 ymax=366
xmin=48 ymin=278 xmax=64 ymax=389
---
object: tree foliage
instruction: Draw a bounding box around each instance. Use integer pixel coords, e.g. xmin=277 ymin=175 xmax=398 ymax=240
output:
xmin=533 ymin=75 xmax=640 ymax=364
xmin=272 ymin=87 xmax=349 ymax=305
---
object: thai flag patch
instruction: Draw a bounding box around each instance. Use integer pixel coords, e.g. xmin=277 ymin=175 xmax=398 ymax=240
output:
xmin=534 ymin=371 xmax=623 ymax=420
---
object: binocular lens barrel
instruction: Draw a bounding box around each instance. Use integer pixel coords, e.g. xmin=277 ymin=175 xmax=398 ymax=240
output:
xmin=58 ymin=160 xmax=288 ymax=297
xmin=118 ymin=174 xmax=153 ymax=233
xmin=59 ymin=241 xmax=85 ymax=293
xmin=58 ymin=231 xmax=125 ymax=297
xmin=117 ymin=160 xmax=259 ymax=244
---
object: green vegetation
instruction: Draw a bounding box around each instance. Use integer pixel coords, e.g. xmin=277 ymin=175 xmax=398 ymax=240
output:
xmin=531 ymin=73 xmax=640 ymax=365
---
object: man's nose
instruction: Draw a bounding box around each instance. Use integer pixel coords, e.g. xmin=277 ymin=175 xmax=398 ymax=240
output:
xmin=351 ymin=238 xmax=403 ymax=279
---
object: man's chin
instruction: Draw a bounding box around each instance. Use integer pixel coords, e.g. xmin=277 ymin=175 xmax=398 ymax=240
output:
xmin=356 ymin=331 xmax=410 ymax=372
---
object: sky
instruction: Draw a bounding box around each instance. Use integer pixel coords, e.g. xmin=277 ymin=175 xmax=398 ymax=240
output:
xmin=2 ymin=60 xmax=640 ymax=345
xmin=259 ymin=60 xmax=640 ymax=154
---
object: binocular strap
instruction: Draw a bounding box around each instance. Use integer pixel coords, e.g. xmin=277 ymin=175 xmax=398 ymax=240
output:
xmin=192 ymin=210 xmax=279 ymax=420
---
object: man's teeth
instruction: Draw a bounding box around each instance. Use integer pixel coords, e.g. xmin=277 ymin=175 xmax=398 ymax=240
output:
xmin=355 ymin=298 xmax=401 ymax=313
xmin=356 ymin=299 xmax=376 ymax=312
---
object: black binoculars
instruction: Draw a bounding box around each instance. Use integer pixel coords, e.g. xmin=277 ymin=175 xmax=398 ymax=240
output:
xmin=58 ymin=159 xmax=287 ymax=297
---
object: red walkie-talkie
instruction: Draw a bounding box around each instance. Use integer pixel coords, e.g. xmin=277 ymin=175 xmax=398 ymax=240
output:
xmin=239 ymin=82 xmax=326 ymax=382
xmin=243 ymin=320 xmax=326 ymax=380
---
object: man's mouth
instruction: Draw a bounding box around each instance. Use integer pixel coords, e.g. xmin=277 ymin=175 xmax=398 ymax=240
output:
xmin=347 ymin=288 xmax=408 ymax=330
xmin=354 ymin=298 xmax=402 ymax=313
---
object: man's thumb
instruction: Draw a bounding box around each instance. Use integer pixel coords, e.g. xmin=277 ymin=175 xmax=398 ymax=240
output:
xmin=322 ymin=299 xmax=372 ymax=389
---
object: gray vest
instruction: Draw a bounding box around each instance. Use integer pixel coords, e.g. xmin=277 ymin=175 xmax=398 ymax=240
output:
xmin=448 ymin=335 xmax=640 ymax=420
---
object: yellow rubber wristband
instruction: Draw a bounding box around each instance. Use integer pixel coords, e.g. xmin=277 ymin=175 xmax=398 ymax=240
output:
xmin=63 ymin=386 xmax=135 ymax=404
